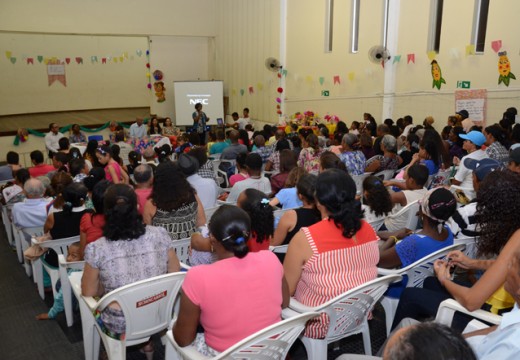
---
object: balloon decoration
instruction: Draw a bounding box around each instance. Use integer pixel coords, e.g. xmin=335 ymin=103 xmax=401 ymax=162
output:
xmin=153 ymin=70 xmax=164 ymax=81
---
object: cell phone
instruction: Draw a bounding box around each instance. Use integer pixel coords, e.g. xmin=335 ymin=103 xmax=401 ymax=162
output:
xmin=216 ymin=118 xmax=223 ymax=126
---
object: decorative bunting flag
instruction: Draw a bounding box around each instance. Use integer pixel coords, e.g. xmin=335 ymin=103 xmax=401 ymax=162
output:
xmin=43 ymin=58 xmax=50 ymax=65
xmin=91 ymin=56 xmax=98 ymax=64
xmin=240 ymin=89 xmax=245 ymax=96
xmin=136 ymin=50 xmax=142 ymax=57
xmin=232 ymin=89 xmax=237 ymax=96
xmin=319 ymin=77 xmax=325 ymax=85
xmin=333 ymin=75 xmax=341 ymax=85
xmin=491 ymin=40 xmax=502 ymax=53
xmin=101 ymin=58 xmax=107 ymax=64
xmin=393 ymin=55 xmax=401 ymax=64
xmin=427 ymin=51 xmax=436 ymax=61
xmin=465 ymin=44 xmax=475 ymax=56
xmin=27 ymin=58 xmax=34 ymax=65
xmin=407 ymin=54 xmax=415 ymax=64
xmin=257 ymin=83 xmax=263 ymax=90
xmin=113 ymin=57 xmax=118 ymax=63
xmin=119 ymin=56 xmax=124 ymax=62
xmin=65 ymin=58 xmax=71 ymax=64
xmin=282 ymin=69 xmax=288 ymax=77
xmin=123 ymin=52 xmax=129 ymax=59
xmin=348 ymin=72 xmax=355 ymax=81
xmin=75 ymin=57 xmax=83 ymax=64
xmin=10 ymin=57 xmax=16 ymax=64
xmin=305 ymin=76 xmax=313 ymax=84
xmin=449 ymin=48 xmax=460 ymax=59
xmin=37 ymin=56 xmax=43 ymax=63
xmin=248 ymin=86 xmax=254 ymax=94
xmin=5 ymin=51 xmax=12 ymax=59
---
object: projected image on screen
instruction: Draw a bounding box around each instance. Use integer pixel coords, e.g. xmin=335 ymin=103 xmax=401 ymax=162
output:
xmin=173 ymin=81 xmax=224 ymax=127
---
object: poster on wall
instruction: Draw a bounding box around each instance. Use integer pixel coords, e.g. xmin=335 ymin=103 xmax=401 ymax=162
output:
xmin=47 ymin=60 xmax=66 ymax=87
xmin=455 ymin=89 xmax=487 ymax=127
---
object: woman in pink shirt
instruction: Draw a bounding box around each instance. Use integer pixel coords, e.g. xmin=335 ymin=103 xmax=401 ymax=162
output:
xmin=96 ymin=145 xmax=129 ymax=184
xmin=173 ymin=205 xmax=289 ymax=356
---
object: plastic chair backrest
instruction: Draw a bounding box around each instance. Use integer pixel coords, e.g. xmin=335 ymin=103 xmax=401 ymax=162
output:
xmin=171 ymin=238 xmax=190 ymax=264
xmin=386 ymin=200 xmax=420 ymax=231
xmin=204 ymin=206 xmax=219 ymax=220
xmin=351 ymin=173 xmax=370 ymax=194
xmin=273 ymin=207 xmax=300 ymax=220
xmin=310 ymin=274 xmax=401 ymax=341
xmin=378 ymin=243 xmax=465 ymax=288
xmin=96 ymin=272 xmax=186 ymax=341
xmin=37 ymin=235 xmax=80 ymax=257
xmin=374 ymin=169 xmax=395 ymax=180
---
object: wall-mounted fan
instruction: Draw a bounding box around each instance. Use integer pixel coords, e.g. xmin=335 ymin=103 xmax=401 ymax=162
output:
xmin=368 ymin=45 xmax=391 ymax=65
xmin=265 ymin=57 xmax=282 ymax=72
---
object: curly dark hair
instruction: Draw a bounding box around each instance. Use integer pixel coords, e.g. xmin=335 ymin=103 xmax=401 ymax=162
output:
xmin=151 ymin=161 xmax=195 ymax=212
xmin=103 ymin=184 xmax=145 ymax=241
xmin=316 ymin=169 xmax=363 ymax=238
xmin=238 ymin=188 xmax=274 ymax=244
xmin=362 ymin=175 xmax=393 ymax=217
xmin=475 ymin=169 xmax=520 ymax=256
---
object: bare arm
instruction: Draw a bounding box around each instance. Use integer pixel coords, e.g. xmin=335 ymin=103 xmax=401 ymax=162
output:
xmin=44 ymin=212 xmax=55 ymax=234
xmin=265 ymin=160 xmax=273 ymax=171
xmin=173 ymin=291 xmax=201 ymax=347
xmin=107 ymin=164 xmax=120 ymax=184
xmin=191 ymin=232 xmax=212 ymax=252
xmin=81 ymin=263 xmax=103 ymax=297
xmin=365 ymin=159 xmax=381 ymax=173
xmin=282 ymin=276 xmax=290 ymax=308
xmin=283 ymin=230 xmax=313 ymax=295
xmin=390 ymin=190 xmax=407 ymax=207
xmin=195 ymin=195 xmax=206 ymax=227
xmin=167 ymin=249 xmax=181 ymax=273
xmin=142 ymin=199 xmax=156 ymax=225
xmin=378 ymin=241 xmax=402 ymax=269
xmin=271 ymin=211 xmax=296 ymax=246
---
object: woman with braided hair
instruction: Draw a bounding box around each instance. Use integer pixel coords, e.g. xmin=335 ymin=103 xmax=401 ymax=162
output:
xmin=284 ymin=168 xmax=380 ymax=338
xmin=237 ymin=188 xmax=274 ymax=252
xmin=173 ymin=205 xmax=289 ymax=356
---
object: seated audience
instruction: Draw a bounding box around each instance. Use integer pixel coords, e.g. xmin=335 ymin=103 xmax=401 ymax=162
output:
xmin=297 ymin=134 xmax=323 ymax=174
xmin=188 ymin=147 xmax=218 ymax=184
xmin=229 ymin=152 xmax=248 ymax=186
xmin=83 ymin=167 xmax=105 ymax=210
xmin=209 ymin=130 xmax=229 ymax=155
xmin=47 ymin=172 xmax=73 ymax=214
xmin=227 ymin=153 xmax=271 ymax=203
xmin=384 ymin=163 xmax=429 ymax=210
xmin=69 ymin=124 xmax=87 ymax=143
xmin=338 ymin=133 xmax=366 ymax=175
xmin=79 ymin=180 xmax=109 ymax=257
xmin=84 ymin=139 xmax=102 ymax=168
xmin=114 ymin=130 xmax=133 ymax=166
xmin=178 ymin=154 xmax=218 ymax=210
xmin=265 ymin=138 xmax=291 ymax=173
xmin=12 ymin=178 xmax=49 ymax=228
xmin=162 ymin=117 xmax=180 ymax=137
xmin=360 ymin=132 xmax=375 ymax=160
xmin=362 ymin=176 xmax=394 ymax=226
xmin=237 ymin=188 xmax=274 ymax=252
xmin=133 ymin=164 xmax=154 ymax=215
xmin=96 ymin=145 xmax=129 ymax=184
xmin=3 ymin=168 xmax=30 ymax=204
xmin=448 ymin=126 xmax=466 ymax=163
xmin=508 ymin=147 xmax=520 ymax=174
xmin=270 ymin=167 xmax=305 ymax=209
xmin=219 ymin=130 xmax=248 ymax=174
xmin=143 ymin=161 xmax=205 ymax=240
xmin=147 ymin=117 xmax=162 ymax=135
xmin=365 ymin=134 xmax=402 ymax=173
xmin=58 ymin=137 xmax=70 ymax=155
xmin=451 ymin=130 xmax=488 ymax=188
xmin=173 ymin=205 xmax=288 ymax=356
xmin=252 ymin=135 xmax=272 ymax=163
xmin=82 ymin=184 xmax=180 ymax=343
xmin=126 ymin=151 xmax=141 ymax=176
xmin=271 ymin=173 xmax=320 ymax=247
xmin=29 ymin=150 xmax=55 ymax=178
xmin=0 ymin=151 xmax=21 ymax=181
xmin=484 ymin=124 xmax=509 ymax=165
xmin=284 ymin=169 xmax=379 ymax=338
xmin=69 ymin=158 xmax=89 ymax=183
xmin=319 ymin=151 xmax=347 ymax=172
xmin=270 ymin=149 xmax=297 ymax=195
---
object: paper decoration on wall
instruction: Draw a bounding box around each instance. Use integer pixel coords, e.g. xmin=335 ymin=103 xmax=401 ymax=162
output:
xmin=498 ymin=51 xmax=516 ymax=87
xmin=248 ymin=86 xmax=254 ymax=94
xmin=123 ymin=52 xmax=129 ymax=59
xmin=27 ymin=58 xmax=34 ymax=65
xmin=153 ymin=81 xmax=165 ymax=102
xmin=101 ymin=58 xmax=106 ymax=64
xmin=232 ymin=89 xmax=237 ymax=96
xmin=43 ymin=58 xmax=50 ymax=65
xmin=491 ymin=40 xmax=502 ymax=53
xmin=113 ymin=57 xmax=118 ymax=63
xmin=37 ymin=56 xmax=43 ymax=63
xmin=393 ymin=55 xmax=401 ymax=64
xmin=348 ymin=72 xmax=355 ymax=81
xmin=431 ymin=60 xmax=446 ymax=90
xmin=427 ymin=51 xmax=436 ymax=61
xmin=136 ymin=50 xmax=143 ymax=57
xmin=319 ymin=77 xmax=325 ymax=85
xmin=75 ymin=57 xmax=83 ymax=64
xmin=5 ymin=51 xmax=12 ymax=59
xmin=305 ymin=76 xmax=313 ymax=84
xmin=64 ymin=58 xmax=70 ymax=64
xmin=465 ymin=45 xmax=475 ymax=56
xmin=107 ymin=56 xmax=112 ymax=61
xmin=240 ymin=89 xmax=245 ymax=96
xmin=119 ymin=56 xmax=124 ymax=62
xmin=91 ymin=56 xmax=98 ymax=64
xmin=333 ymin=75 xmax=341 ymax=85
xmin=282 ymin=69 xmax=288 ymax=77
xmin=449 ymin=48 xmax=460 ymax=60
xmin=47 ymin=60 xmax=66 ymax=87
xmin=257 ymin=83 xmax=263 ymax=90
xmin=153 ymin=70 xmax=163 ymax=81
xmin=407 ymin=54 xmax=415 ymax=64
xmin=9 ymin=57 xmax=16 ymax=64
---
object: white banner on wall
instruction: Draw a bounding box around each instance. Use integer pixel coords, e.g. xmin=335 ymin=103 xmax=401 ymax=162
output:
xmin=455 ymin=89 xmax=487 ymax=126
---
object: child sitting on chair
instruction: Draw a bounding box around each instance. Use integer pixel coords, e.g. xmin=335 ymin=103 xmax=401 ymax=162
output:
xmin=35 ymin=242 xmax=82 ymax=320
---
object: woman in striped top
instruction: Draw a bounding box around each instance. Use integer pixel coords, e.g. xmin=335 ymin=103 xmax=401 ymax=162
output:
xmin=284 ymin=168 xmax=380 ymax=338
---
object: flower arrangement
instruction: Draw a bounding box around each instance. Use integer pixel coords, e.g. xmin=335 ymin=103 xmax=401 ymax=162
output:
xmin=323 ymin=114 xmax=341 ymax=124
xmin=17 ymin=128 xmax=29 ymax=142
xmin=291 ymin=111 xmax=321 ymax=126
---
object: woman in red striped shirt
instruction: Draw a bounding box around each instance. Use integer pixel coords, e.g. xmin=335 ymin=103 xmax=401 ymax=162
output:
xmin=284 ymin=168 xmax=380 ymax=338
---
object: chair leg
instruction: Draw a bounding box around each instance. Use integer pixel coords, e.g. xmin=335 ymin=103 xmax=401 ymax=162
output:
xmin=301 ymin=336 xmax=328 ymax=360
xmin=361 ymin=320 xmax=372 ymax=355
xmin=78 ymin=298 xmax=98 ymax=360
xmin=102 ymin=334 xmax=126 ymax=360
xmin=33 ymin=258 xmax=45 ymax=300
xmin=381 ymin=296 xmax=399 ymax=336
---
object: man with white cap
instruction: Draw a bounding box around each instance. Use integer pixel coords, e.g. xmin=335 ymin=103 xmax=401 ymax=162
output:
xmin=451 ymin=130 xmax=488 ymax=188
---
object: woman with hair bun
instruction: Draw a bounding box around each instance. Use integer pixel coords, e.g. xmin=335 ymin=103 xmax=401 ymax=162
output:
xmin=174 ymin=205 xmax=289 ymax=356
xmin=284 ymin=168 xmax=379 ymax=338
xmin=362 ymin=175 xmax=393 ymax=225
xmin=82 ymin=184 xmax=180 ymax=345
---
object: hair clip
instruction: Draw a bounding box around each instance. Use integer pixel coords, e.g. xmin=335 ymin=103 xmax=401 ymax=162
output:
xmin=261 ymin=198 xmax=270 ymax=205
xmin=235 ymin=236 xmax=245 ymax=244
xmin=97 ymin=147 xmax=107 ymax=155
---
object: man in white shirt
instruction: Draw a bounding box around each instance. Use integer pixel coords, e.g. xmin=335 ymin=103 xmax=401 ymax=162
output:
xmin=401 ymin=115 xmax=414 ymax=138
xmin=114 ymin=131 xmax=133 ymax=165
xmin=227 ymin=153 xmax=271 ymax=203
xmin=129 ymin=117 xmax=147 ymax=138
xmin=12 ymin=178 xmax=50 ymax=228
xmin=452 ymin=131 xmax=488 ymax=189
xmin=178 ymin=153 xmax=218 ymax=210
xmin=44 ymin=123 xmax=64 ymax=157
xmin=236 ymin=108 xmax=251 ymax=130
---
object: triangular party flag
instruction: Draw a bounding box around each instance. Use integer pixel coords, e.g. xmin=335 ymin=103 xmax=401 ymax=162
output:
xmin=107 ymin=56 xmax=112 ymax=61
xmin=465 ymin=44 xmax=475 ymax=56
xmin=257 ymin=83 xmax=263 ymax=90
xmin=102 ymin=58 xmax=107 ymax=64
xmin=27 ymin=58 xmax=34 ymax=65
xmin=240 ymin=89 xmax=245 ymax=96
xmin=232 ymin=89 xmax=237 ymax=96
xmin=75 ymin=57 xmax=83 ymax=64
xmin=136 ymin=50 xmax=142 ymax=57
xmin=37 ymin=56 xmax=43 ymax=63
xmin=5 ymin=51 xmax=12 ymax=59
xmin=319 ymin=77 xmax=325 ymax=85
xmin=65 ymin=58 xmax=71 ymax=64
xmin=333 ymin=75 xmax=341 ymax=85
xmin=282 ymin=69 xmax=288 ymax=77
xmin=248 ymin=86 xmax=254 ymax=94
xmin=10 ymin=57 xmax=16 ymax=64
xmin=407 ymin=54 xmax=415 ymax=64
xmin=305 ymin=76 xmax=313 ymax=84
xmin=43 ymin=58 xmax=50 ymax=65
xmin=91 ymin=56 xmax=98 ymax=63
xmin=123 ymin=52 xmax=128 ymax=59
xmin=113 ymin=57 xmax=118 ymax=63
xmin=427 ymin=51 xmax=436 ymax=61
xmin=449 ymin=48 xmax=460 ymax=60
xmin=348 ymin=72 xmax=355 ymax=81
xmin=491 ymin=40 xmax=502 ymax=53
xmin=393 ymin=55 xmax=401 ymax=64
xmin=119 ymin=56 xmax=124 ymax=62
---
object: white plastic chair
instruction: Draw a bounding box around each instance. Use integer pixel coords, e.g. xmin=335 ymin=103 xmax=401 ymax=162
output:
xmin=454 ymin=235 xmax=478 ymax=259
xmin=377 ymin=243 xmax=466 ymax=335
xmin=273 ymin=206 xmax=300 ymax=221
xmin=374 ymin=169 xmax=396 ymax=181
xmin=204 ymin=206 xmax=219 ymax=220
xmin=165 ymin=311 xmax=320 ymax=360
xmin=0 ymin=203 xmax=14 ymax=246
xmin=367 ymin=218 xmax=385 ymax=232
xmin=384 ymin=200 xmax=421 ymax=232
xmin=351 ymin=173 xmax=370 ymax=195
xmin=58 ymin=254 xmax=85 ymax=327
xmin=429 ymin=169 xmax=453 ymax=189
xmin=435 ymin=298 xmax=502 ymax=334
xmin=11 ymin=222 xmax=24 ymax=263
xmin=269 ymin=244 xmax=289 ymax=254
xmin=32 ymin=235 xmax=80 ymax=300
xmin=282 ymin=274 xmax=402 ymax=357
xmin=172 ymin=237 xmax=191 ymax=264
xmin=18 ymin=226 xmax=44 ymax=277
xmin=74 ymin=271 xmax=186 ymax=360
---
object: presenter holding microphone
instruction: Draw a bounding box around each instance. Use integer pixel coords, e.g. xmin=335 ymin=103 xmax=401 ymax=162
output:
xmin=192 ymin=103 xmax=209 ymax=145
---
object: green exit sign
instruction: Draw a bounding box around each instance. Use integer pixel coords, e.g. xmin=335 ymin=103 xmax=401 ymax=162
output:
xmin=457 ymin=81 xmax=471 ymax=89
xmin=321 ymin=90 xmax=330 ymax=96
